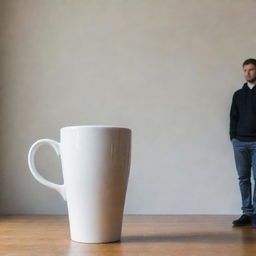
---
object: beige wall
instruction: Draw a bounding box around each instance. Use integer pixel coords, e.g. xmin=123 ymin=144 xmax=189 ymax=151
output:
xmin=0 ymin=0 xmax=255 ymax=214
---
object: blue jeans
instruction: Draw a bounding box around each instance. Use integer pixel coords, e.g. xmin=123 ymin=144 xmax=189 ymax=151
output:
xmin=232 ymin=138 xmax=256 ymax=215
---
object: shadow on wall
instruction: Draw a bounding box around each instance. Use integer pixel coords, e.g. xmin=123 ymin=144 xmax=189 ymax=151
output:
xmin=0 ymin=0 xmax=9 ymax=213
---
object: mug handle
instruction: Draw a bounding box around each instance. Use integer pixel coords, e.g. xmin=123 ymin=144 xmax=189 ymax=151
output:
xmin=28 ymin=138 xmax=66 ymax=201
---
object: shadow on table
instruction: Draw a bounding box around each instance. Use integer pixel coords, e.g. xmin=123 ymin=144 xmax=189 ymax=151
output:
xmin=121 ymin=229 xmax=256 ymax=243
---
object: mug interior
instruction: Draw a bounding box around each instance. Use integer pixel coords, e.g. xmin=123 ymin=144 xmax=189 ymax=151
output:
xmin=60 ymin=125 xmax=131 ymax=131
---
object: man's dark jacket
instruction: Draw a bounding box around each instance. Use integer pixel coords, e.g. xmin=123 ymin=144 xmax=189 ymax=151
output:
xmin=230 ymin=83 xmax=256 ymax=141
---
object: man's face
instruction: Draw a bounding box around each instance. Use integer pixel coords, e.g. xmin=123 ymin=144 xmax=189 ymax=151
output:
xmin=243 ymin=64 xmax=256 ymax=83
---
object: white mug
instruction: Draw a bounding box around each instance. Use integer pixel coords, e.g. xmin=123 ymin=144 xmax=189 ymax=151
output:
xmin=27 ymin=125 xmax=132 ymax=243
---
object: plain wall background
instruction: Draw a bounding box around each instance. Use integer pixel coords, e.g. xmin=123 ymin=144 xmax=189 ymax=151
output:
xmin=0 ymin=0 xmax=255 ymax=214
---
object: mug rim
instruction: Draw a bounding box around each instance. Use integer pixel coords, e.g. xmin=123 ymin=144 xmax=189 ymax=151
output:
xmin=60 ymin=125 xmax=131 ymax=131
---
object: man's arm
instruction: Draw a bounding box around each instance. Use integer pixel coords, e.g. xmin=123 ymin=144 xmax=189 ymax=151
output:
xmin=229 ymin=92 xmax=239 ymax=140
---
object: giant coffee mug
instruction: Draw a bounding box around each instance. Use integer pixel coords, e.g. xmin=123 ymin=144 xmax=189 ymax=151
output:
xmin=28 ymin=125 xmax=132 ymax=243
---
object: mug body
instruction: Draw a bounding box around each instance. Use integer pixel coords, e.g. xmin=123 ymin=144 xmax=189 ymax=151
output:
xmin=60 ymin=125 xmax=131 ymax=243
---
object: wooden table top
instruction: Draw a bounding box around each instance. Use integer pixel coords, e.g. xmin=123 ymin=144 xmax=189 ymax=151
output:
xmin=0 ymin=215 xmax=255 ymax=256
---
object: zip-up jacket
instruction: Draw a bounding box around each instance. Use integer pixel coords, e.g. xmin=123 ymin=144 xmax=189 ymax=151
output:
xmin=229 ymin=83 xmax=256 ymax=141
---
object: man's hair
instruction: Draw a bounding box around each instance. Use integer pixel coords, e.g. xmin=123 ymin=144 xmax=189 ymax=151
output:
xmin=242 ymin=58 xmax=256 ymax=67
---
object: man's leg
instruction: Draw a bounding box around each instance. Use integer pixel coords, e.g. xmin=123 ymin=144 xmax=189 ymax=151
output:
xmin=250 ymin=141 xmax=256 ymax=214
xmin=232 ymin=139 xmax=253 ymax=215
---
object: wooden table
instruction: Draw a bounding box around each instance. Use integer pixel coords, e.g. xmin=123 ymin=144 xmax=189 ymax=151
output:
xmin=0 ymin=215 xmax=255 ymax=256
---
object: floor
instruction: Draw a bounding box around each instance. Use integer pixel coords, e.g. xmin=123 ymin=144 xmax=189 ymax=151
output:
xmin=0 ymin=215 xmax=255 ymax=256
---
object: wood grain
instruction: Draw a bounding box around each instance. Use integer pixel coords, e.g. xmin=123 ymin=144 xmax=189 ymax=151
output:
xmin=0 ymin=215 xmax=255 ymax=256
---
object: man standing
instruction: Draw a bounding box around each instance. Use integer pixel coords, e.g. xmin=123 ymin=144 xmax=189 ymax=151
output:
xmin=230 ymin=58 xmax=256 ymax=227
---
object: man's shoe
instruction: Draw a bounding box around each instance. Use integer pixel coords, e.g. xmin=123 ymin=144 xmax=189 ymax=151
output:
xmin=251 ymin=214 xmax=256 ymax=228
xmin=232 ymin=214 xmax=252 ymax=226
